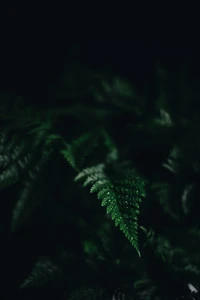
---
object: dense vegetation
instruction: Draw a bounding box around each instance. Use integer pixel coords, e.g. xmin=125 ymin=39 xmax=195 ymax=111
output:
xmin=0 ymin=44 xmax=200 ymax=299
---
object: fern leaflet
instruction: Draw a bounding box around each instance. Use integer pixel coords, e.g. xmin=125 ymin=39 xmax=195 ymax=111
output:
xmin=69 ymin=286 xmax=108 ymax=300
xmin=0 ymin=128 xmax=32 ymax=189
xmin=75 ymin=164 xmax=146 ymax=256
xmin=60 ymin=131 xmax=99 ymax=171
xmin=20 ymin=256 xmax=63 ymax=289
xmin=11 ymin=148 xmax=53 ymax=231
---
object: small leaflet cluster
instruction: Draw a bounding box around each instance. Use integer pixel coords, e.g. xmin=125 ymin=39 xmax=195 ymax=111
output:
xmin=60 ymin=131 xmax=99 ymax=171
xmin=11 ymin=148 xmax=53 ymax=231
xmin=0 ymin=124 xmax=56 ymax=231
xmin=20 ymin=256 xmax=63 ymax=289
xmin=69 ymin=286 xmax=108 ymax=300
xmin=0 ymin=127 xmax=32 ymax=189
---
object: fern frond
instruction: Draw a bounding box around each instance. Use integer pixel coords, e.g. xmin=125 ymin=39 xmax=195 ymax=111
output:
xmin=151 ymin=183 xmax=180 ymax=220
xmin=91 ymin=76 xmax=143 ymax=115
xmin=0 ymin=164 xmax=20 ymax=188
xmin=134 ymin=276 xmax=161 ymax=300
xmin=20 ymin=257 xmax=63 ymax=289
xmin=100 ymin=129 xmax=118 ymax=163
xmin=136 ymin=286 xmax=158 ymax=300
xmin=0 ymin=128 xmax=32 ymax=189
xmin=181 ymin=183 xmax=195 ymax=215
xmin=27 ymin=121 xmax=52 ymax=135
xmin=112 ymin=289 xmax=133 ymax=300
xmin=61 ymin=145 xmax=77 ymax=171
xmin=11 ymin=148 xmax=53 ymax=231
xmin=143 ymin=228 xmax=191 ymax=272
xmin=185 ymin=264 xmax=200 ymax=275
xmin=26 ymin=114 xmax=61 ymax=151
xmin=61 ymin=131 xmax=99 ymax=171
xmin=69 ymin=286 xmax=108 ymax=300
xmin=154 ymin=109 xmax=173 ymax=128
xmin=75 ymin=164 xmax=146 ymax=256
xmin=162 ymin=146 xmax=182 ymax=174
xmin=0 ymin=127 xmax=9 ymax=154
xmin=0 ymin=139 xmax=27 ymax=172
xmin=45 ymin=133 xmax=62 ymax=146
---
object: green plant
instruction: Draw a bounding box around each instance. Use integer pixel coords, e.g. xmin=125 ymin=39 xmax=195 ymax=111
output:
xmin=0 ymin=64 xmax=200 ymax=300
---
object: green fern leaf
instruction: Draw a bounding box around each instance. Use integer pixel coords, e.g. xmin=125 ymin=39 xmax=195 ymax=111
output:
xmin=75 ymin=164 xmax=146 ymax=256
xmin=60 ymin=144 xmax=77 ymax=171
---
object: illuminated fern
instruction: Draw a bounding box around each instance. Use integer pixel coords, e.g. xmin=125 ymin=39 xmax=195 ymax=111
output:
xmin=75 ymin=164 xmax=146 ymax=256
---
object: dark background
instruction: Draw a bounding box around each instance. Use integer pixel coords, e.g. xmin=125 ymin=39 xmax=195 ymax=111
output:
xmin=0 ymin=39 xmax=197 ymax=96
